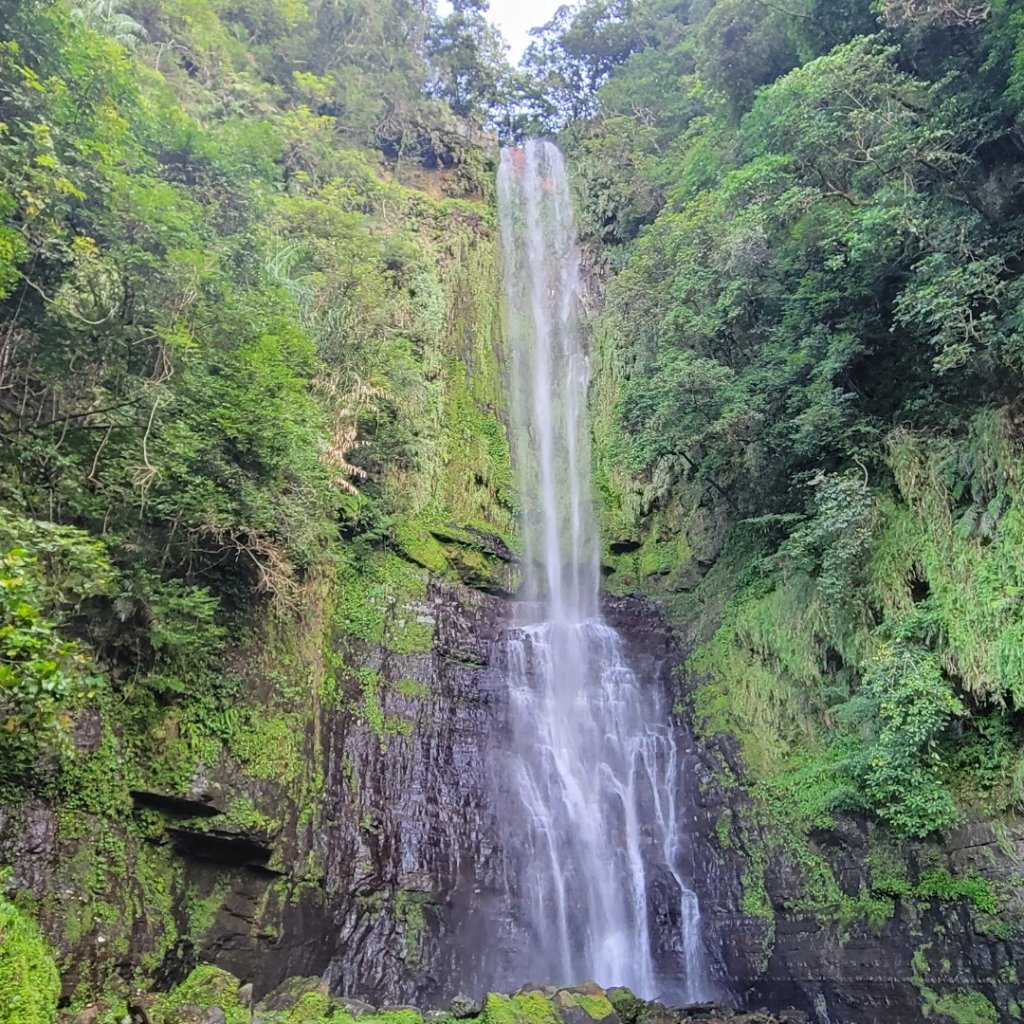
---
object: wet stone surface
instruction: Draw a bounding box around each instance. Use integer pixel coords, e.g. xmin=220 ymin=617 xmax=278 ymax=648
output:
xmin=7 ymin=570 xmax=1024 ymax=1022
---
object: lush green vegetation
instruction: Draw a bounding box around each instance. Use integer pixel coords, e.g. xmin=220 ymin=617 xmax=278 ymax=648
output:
xmin=0 ymin=892 xmax=60 ymax=1024
xmin=0 ymin=0 xmax=516 ymax=1006
xmin=517 ymin=0 xmax=1024 ymax=840
xmin=3 ymin=0 xmax=1023 ymax=1011
xmin=0 ymin=0 xmax=514 ymax=791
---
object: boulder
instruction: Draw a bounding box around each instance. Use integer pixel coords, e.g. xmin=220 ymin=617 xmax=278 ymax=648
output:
xmin=451 ymin=994 xmax=482 ymax=1019
xmin=553 ymin=986 xmax=619 ymax=1024
xmin=338 ymin=997 xmax=380 ymax=1017
xmin=257 ymin=975 xmax=330 ymax=1012
xmin=558 ymin=983 xmax=618 ymax=1024
xmin=607 ymin=988 xmax=645 ymax=1024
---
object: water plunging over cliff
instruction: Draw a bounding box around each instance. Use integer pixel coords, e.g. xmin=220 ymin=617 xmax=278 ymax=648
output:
xmin=495 ymin=140 xmax=711 ymax=1001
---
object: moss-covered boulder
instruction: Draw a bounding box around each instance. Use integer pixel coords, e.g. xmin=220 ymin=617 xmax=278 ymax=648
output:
xmin=553 ymin=984 xmax=618 ymax=1024
xmin=258 ymin=977 xmax=333 ymax=1014
xmin=450 ymin=994 xmax=481 ymax=1018
xmin=149 ymin=966 xmax=249 ymax=1024
xmin=606 ymin=989 xmax=645 ymax=1024
xmin=481 ymin=991 xmax=564 ymax=1024
xmin=276 ymin=990 xmax=333 ymax=1022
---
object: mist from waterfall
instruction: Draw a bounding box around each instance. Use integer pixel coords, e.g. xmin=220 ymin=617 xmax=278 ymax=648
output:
xmin=495 ymin=139 xmax=712 ymax=1002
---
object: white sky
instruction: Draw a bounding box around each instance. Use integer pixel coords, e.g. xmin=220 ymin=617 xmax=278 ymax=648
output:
xmin=487 ymin=0 xmax=564 ymax=60
xmin=438 ymin=0 xmax=565 ymax=62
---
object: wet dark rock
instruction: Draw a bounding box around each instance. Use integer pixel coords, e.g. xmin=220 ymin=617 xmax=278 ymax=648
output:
xmin=609 ymin=539 xmax=642 ymax=555
xmin=166 ymin=826 xmax=281 ymax=874
xmin=73 ymin=708 xmax=104 ymax=754
xmin=128 ymin=1002 xmax=154 ymax=1024
xmin=130 ymin=790 xmax=224 ymax=818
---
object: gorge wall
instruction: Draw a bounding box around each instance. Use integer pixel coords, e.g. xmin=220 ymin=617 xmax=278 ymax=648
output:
xmin=6 ymin=533 xmax=1022 ymax=1024
xmin=3 ymin=4 xmax=1024 ymax=1023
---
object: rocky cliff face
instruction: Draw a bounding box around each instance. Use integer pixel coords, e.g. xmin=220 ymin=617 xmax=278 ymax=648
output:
xmin=688 ymin=760 xmax=1024 ymax=1023
xmin=573 ymin=594 xmax=1024 ymax=1024
xmin=592 ymin=446 xmax=1024 ymax=1024
xmin=315 ymin=578 xmax=515 ymax=1004
xmin=4 ymin=561 xmax=1022 ymax=1021
xmin=667 ymin=650 xmax=1024 ymax=1024
xmin=0 ymin=575 xmax=514 ymax=1008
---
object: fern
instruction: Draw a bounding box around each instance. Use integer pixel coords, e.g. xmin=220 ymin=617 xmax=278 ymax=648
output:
xmin=70 ymin=0 xmax=147 ymax=48
xmin=955 ymin=504 xmax=980 ymax=540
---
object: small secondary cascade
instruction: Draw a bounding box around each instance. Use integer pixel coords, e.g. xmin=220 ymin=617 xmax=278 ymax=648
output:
xmin=495 ymin=139 xmax=711 ymax=1001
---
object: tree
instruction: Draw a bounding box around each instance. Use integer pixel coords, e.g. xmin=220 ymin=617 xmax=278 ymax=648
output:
xmin=521 ymin=1 xmax=644 ymax=132
xmin=426 ymin=0 xmax=513 ymax=121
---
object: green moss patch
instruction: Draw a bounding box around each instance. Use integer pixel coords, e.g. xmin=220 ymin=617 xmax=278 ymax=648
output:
xmin=0 ymin=896 xmax=60 ymax=1024
xmin=149 ymin=966 xmax=249 ymax=1024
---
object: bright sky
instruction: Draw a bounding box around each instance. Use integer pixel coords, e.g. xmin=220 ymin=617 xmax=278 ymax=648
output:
xmin=438 ymin=0 xmax=565 ymax=62
xmin=487 ymin=0 xmax=564 ymax=60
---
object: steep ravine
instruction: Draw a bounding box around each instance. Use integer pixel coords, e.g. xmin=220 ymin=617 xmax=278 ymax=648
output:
xmin=10 ymin=482 xmax=1021 ymax=1022
xmin=1 ymin=158 xmax=1021 ymax=1024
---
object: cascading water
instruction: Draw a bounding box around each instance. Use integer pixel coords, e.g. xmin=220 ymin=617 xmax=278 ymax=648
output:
xmin=495 ymin=139 xmax=712 ymax=1001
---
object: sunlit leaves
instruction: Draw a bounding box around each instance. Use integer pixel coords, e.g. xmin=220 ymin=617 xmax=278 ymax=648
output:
xmin=836 ymin=623 xmax=966 ymax=837
xmin=0 ymin=513 xmax=112 ymax=784
xmin=70 ymin=0 xmax=147 ymax=48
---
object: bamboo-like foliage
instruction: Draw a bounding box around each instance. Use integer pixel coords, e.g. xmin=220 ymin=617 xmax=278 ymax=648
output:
xmin=70 ymin=0 xmax=147 ymax=47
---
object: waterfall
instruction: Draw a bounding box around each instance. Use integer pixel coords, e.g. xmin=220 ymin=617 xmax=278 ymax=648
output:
xmin=495 ymin=140 xmax=712 ymax=1001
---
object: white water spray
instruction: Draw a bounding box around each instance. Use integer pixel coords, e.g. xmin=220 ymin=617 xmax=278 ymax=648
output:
xmin=495 ymin=140 xmax=712 ymax=1000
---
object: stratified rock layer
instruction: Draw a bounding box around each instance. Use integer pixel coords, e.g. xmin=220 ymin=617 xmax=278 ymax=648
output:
xmin=4 ymin=574 xmax=1023 ymax=1022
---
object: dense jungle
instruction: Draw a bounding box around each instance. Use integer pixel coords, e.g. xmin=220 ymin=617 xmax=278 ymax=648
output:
xmin=1 ymin=0 xmax=1023 ymax=1022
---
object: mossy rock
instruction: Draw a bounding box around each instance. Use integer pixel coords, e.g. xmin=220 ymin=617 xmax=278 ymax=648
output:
xmin=0 ymin=896 xmax=60 ymax=1024
xmin=149 ymin=966 xmax=248 ymax=1024
xmin=482 ymin=991 xmax=563 ymax=1024
xmin=339 ymin=998 xmax=381 ymax=1017
xmin=450 ymin=993 xmax=481 ymax=1018
xmin=554 ymin=985 xmax=618 ymax=1024
xmin=606 ymin=991 xmax=646 ymax=1024
xmin=280 ymin=990 xmax=334 ymax=1023
xmin=393 ymin=522 xmax=451 ymax=575
xmin=257 ymin=976 xmax=332 ymax=1014
xmin=444 ymin=545 xmax=510 ymax=594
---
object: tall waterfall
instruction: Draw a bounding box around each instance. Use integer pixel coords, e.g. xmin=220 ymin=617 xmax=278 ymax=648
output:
xmin=495 ymin=140 xmax=711 ymax=1001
